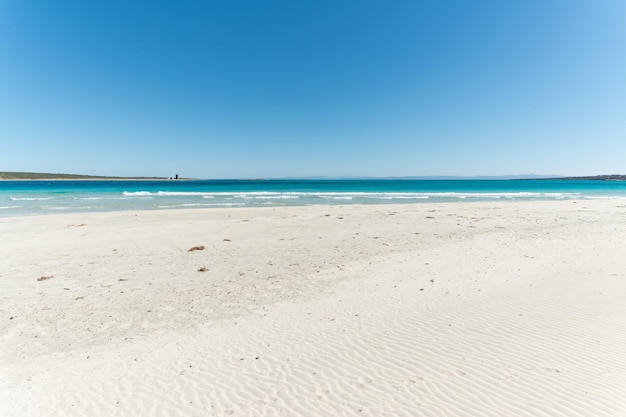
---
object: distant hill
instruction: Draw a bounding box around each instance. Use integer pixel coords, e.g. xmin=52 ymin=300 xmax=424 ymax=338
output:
xmin=552 ymin=175 xmax=626 ymax=181
xmin=0 ymin=172 xmax=168 ymax=180
xmin=4 ymin=172 xmax=623 ymax=181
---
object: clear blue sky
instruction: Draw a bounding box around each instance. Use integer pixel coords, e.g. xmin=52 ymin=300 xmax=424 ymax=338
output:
xmin=1 ymin=0 xmax=625 ymax=178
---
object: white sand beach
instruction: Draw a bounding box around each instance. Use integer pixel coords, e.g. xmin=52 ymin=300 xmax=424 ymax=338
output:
xmin=2 ymin=201 xmax=626 ymax=416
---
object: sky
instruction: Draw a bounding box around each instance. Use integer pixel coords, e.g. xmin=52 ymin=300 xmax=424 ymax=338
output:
xmin=1 ymin=0 xmax=625 ymax=179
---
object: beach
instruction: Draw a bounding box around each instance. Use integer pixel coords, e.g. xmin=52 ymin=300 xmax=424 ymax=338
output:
xmin=2 ymin=200 xmax=626 ymax=416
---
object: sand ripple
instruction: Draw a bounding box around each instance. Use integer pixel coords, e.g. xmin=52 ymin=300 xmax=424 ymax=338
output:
xmin=2 ymin=202 xmax=626 ymax=416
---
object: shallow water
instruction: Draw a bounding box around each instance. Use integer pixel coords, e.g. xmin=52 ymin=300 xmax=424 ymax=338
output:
xmin=2 ymin=179 xmax=626 ymax=216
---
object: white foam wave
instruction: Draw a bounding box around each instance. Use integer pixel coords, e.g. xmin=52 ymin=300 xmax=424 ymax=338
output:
xmin=122 ymin=190 xmax=584 ymax=201
xmin=156 ymin=203 xmax=219 ymax=208
xmin=10 ymin=197 xmax=55 ymax=201
xmin=202 ymin=203 xmax=247 ymax=207
xmin=123 ymin=191 xmax=215 ymax=197
xmin=366 ymin=195 xmax=429 ymax=200
xmin=156 ymin=202 xmax=247 ymax=208
xmin=254 ymin=195 xmax=300 ymax=199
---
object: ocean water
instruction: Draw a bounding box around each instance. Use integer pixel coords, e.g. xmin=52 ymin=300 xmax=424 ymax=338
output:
xmin=1 ymin=179 xmax=626 ymax=217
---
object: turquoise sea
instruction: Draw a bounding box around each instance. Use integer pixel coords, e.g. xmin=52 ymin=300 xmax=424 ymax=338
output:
xmin=2 ymin=179 xmax=626 ymax=217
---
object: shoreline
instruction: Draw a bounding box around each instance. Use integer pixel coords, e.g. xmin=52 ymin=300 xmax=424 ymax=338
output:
xmin=4 ymin=178 xmax=626 ymax=219
xmin=2 ymin=201 xmax=626 ymax=416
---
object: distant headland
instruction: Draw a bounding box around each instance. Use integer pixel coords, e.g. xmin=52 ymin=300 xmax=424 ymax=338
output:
xmin=0 ymin=172 xmax=181 ymax=180
xmin=2 ymin=172 xmax=625 ymax=181
xmin=541 ymin=175 xmax=626 ymax=181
